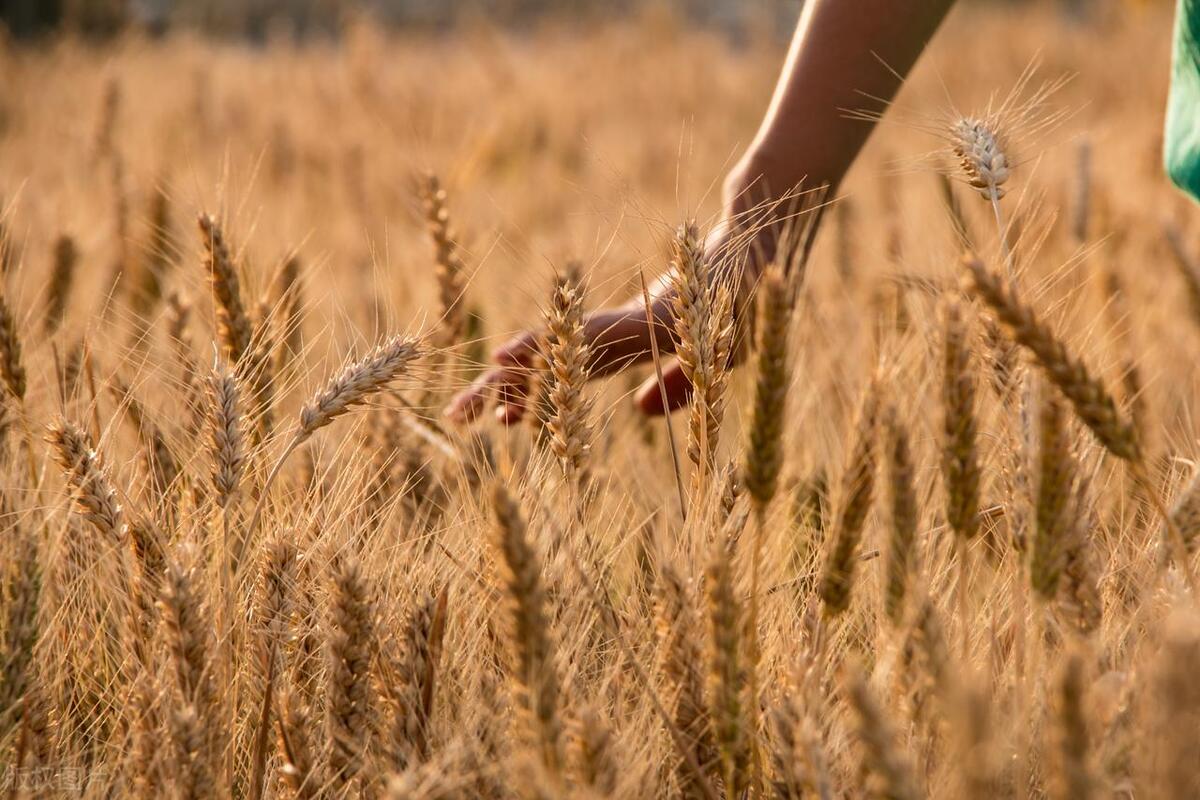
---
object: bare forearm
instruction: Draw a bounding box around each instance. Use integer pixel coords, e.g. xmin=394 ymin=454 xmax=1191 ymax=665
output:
xmin=742 ymin=0 xmax=957 ymax=193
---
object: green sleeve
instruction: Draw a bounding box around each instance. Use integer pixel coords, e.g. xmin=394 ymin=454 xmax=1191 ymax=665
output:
xmin=1167 ymin=0 xmax=1200 ymax=203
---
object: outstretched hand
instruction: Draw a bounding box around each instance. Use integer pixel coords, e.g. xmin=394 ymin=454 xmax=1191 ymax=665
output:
xmin=443 ymin=162 xmax=778 ymax=426
xmin=443 ymin=297 xmax=696 ymax=425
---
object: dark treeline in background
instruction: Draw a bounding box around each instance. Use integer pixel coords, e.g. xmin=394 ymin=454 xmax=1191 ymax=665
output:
xmin=0 ymin=0 xmax=1122 ymax=41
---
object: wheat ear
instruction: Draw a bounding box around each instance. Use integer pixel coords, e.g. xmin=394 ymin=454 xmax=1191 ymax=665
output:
xmin=656 ymin=562 xmax=716 ymax=798
xmin=206 ymin=361 xmax=246 ymax=510
xmin=159 ymin=548 xmax=221 ymax=792
xmin=942 ymin=299 xmax=981 ymax=540
xmin=883 ymin=405 xmax=918 ymax=627
xmin=952 ymin=118 xmax=1013 ymax=274
xmin=44 ymin=234 xmax=77 ymax=335
xmin=419 ymin=172 xmax=468 ymax=346
xmin=1032 ymin=393 xmax=1072 ymax=601
xmin=0 ymin=289 xmax=26 ymax=402
xmin=1052 ymin=651 xmax=1095 ymax=800
xmin=489 ymin=480 xmax=565 ymax=780
xmin=324 ymin=553 xmax=377 ymax=793
xmin=819 ymin=385 xmax=878 ymax=617
xmin=276 ymin=686 xmax=320 ymax=799
xmin=197 ymin=213 xmax=254 ymax=365
xmin=743 ymin=263 xmax=791 ymax=511
xmin=544 ymin=266 xmax=595 ymax=491
xmin=964 ymin=255 xmax=1137 ymax=461
xmin=706 ymin=533 xmax=750 ymax=797
xmin=670 ymin=222 xmax=732 ymax=485
xmin=245 ymin=333 xmax=421 ymax=543
xmin=845 ymin=665 xmax=922 ymax=800
xmin=573 ymin=705 xmax=619 ymax=795
xmin=741 ymin=263 xmax=792 ymax=788
xmin=0 ymin=522 xmax=40 ymax=739
xmin=248 ymin=537 xmax=297 ymax=800
xmin=964 ymin=255 xmax=1197 ymax=588
xmin=385 ymin=586 xmax=449 ymax=770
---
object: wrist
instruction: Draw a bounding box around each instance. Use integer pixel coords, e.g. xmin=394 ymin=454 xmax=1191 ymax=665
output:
xmin=727 ymin=140 xmax=839 ymax=208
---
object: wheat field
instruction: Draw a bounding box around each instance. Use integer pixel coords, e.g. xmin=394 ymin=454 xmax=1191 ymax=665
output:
xmin=1 ymin=2 xmax=1200 ymax=798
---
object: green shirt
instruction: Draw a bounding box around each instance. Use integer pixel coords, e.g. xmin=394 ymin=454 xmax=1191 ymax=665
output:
xmin=1167 ymin=0 xmax=1200 ymax=201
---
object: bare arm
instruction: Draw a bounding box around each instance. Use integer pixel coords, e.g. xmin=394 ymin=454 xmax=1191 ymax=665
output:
xmin=733 ymin=0 xmax=957 ymax=202
xmin=447 ymin=0 xmax=956 ymax=424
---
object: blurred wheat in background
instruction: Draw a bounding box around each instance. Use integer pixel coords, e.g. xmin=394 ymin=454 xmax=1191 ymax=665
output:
xmin=0 ymin=0 xmax=1198 ymax=797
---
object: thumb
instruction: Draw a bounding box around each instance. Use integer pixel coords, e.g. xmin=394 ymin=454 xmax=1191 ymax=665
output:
xmin=635 ymin=359 xmax=693 ymax=417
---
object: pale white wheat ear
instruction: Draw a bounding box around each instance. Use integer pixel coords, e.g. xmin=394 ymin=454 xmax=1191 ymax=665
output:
xmin=246 ymin=332 xmax=423 ymax=542
xmin=951 ymin=119 xmax=1011 ymax=201
xmin=952 ymin=116 xmax=1016 ymax=276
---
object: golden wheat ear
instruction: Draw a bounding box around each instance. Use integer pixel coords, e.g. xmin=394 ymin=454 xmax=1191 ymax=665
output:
xmin=419 ymin=172 xmax=469 ymax=347
xmin=197 ymin=213 xmax=254 ymax=366
xmin=819 ymin=383 xmax=878 ymax=619
xmin=882 ymin=404 xmax=918 ymax=628
xmin=489 ymin=479 xmax=565 ymax=782
xmin=962 ymin=254 xmax=1139 ymax=463
xmin=543 ymin=265 xmax=595 ymax=491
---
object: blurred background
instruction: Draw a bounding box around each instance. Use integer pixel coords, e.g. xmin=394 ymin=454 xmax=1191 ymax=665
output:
xmin=0 ymin=0 xmax=1158 ymax=41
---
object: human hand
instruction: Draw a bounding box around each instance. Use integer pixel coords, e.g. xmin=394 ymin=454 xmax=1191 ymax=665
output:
xmin=443 ymin=159 xmax=779 ymax=426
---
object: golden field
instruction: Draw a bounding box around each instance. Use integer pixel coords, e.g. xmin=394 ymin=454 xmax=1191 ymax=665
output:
xmin=2 ymin=2 xmax=1200 ymax=798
